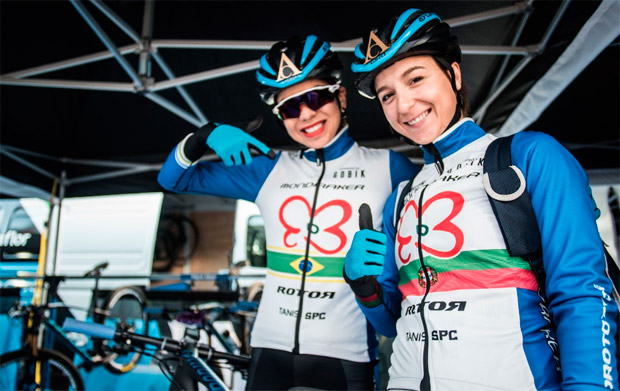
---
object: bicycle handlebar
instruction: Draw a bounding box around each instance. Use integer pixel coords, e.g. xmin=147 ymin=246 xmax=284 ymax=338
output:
xmin=63 ymin=318 xmax=115 ymax=340
xmin=62 ymin=318 xmax=251 ymax=366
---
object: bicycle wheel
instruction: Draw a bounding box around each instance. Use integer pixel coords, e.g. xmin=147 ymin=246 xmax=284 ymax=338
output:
xmin=0 ymin=348 xmax=85 ymax=391
xmin=95 ymin=286 xmax=148 ymax=374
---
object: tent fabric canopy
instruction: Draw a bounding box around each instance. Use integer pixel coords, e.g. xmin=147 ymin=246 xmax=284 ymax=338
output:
xmin=0 ymin=0 xmax=618 ymax=199
xmin=497 ymin=0 xmax=620 ymax=136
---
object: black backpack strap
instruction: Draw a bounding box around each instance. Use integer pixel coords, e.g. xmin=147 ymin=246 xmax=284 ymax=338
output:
xmin=483 ymin=135 xmax=542 ymax=258
xmin=483 ymin=135 xmax=545 ymax=294
xmin=394 ymin=178 xmax=415 ymax=231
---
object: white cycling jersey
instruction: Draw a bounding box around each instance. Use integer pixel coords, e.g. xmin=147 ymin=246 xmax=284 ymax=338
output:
xmin=356 ymin=118 xmax=618 ymax=390
xmin=158 ymin=127 xmax=419 ymax=362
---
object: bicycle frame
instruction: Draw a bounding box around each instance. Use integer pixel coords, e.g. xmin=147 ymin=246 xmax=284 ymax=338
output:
xmin=176 ymin=300 xmax=258 ymax=356
xmin=9 ymin=267 xmax=143 ymax=376
xmin=1 ymin=303 xmax=95 ymax=391
xmin=172 ymin=346 xmax=231 ymax=391
xmin=63 ymin=318 xmax=250 ymax=391
xmin=38 ymin=305 xmax=101 ymax=370
xmin=2 ymin=263 xmax=148 ymax=390
xmin=18 ymin=274 xmax=108 ymax=371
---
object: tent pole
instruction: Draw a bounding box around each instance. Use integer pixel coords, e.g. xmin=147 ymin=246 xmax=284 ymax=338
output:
xmin=447 ymin=2 xmax=528 ymax=27
xmin=138 ymin=0 xmax=154 ymax=79
xmin=151 ymin=60 xmax=259 ymax=92
xmin=149 ymin=45 xmax=536 ymax=94
xmin=69 ymin=0 xmax=143 ymax=88
xmin=489 ymin=0 xmax=535 ymax=93
xmin=60 ymin=157 xmax=152 ymax=169
xmin=47 ymin=171 xmax=66 ymax=277
xmin=66 ymin=166 xmax=156 ymax=186
xmin=0 ymin=148 xmax=56 ymax=179
xmin=89 ymin=0 xmax=141 ymax=42
xmin=0 ymin=78 xmax=133 ymax=91
xmin=497 ymin=0 xmax=620 ymax=136
xmin=144 ymin=92 xmax=202 ymax=127
xmin=88 ymin=0 xmax=208 ymax=124
xmin=1 ymin=46 xmax=137 ymax=79
xmin=472 ymin=55 xmax=534 ymax=123
xmin=476 ymin=1 xmax=572 ymax=124
xmin=146 ymin=2 xmax=528 ymax=52
xmin=150 ymin=52 xmax=208 ymax=124
xmin=538 ymin=0 xmax=572 ymax=52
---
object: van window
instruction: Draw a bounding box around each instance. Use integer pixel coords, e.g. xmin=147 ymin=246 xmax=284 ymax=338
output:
xmin=246 ymin=215 xmax=266 ymax=268
xmin=1 ymin=207 xmax=40 ymax=261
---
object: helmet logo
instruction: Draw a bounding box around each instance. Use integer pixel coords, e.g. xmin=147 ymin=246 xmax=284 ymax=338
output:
xmin=277 ymin=53 xmax=302 ymax=82
xmin=364 ymin=31 xmax=389 ymax=64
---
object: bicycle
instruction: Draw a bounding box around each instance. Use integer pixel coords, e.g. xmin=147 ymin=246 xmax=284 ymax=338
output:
xmin=152 ymin=214 xmax=200 ymax=272
xmin=170 ymin=301 xmax=258 ymax=357
xmin=0 ymin=263 xmax=148 ymax=390
xmin=62 ymin=316 xmax=251 ymax=391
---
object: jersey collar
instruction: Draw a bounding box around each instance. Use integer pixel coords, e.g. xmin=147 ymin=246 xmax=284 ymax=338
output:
xmin=420 ymin=118 xmax=485 ymax=164
xmin=302 ymin=125 xmax=355 ymax=163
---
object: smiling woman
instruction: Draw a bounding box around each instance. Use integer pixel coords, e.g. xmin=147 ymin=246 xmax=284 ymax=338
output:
xmin=374 ymin=56 xmax=462 ymax=146
xmin=157 ymin=34 xmax=420 ymax=390
xmin=346 ymin=7 xmax=619 ymax=391
xmin=276 ymin=80 xmax=345 ymax=149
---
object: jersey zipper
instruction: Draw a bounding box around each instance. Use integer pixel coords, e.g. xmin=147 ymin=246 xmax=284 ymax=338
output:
xmin=424 ymin=142 xmax=444 ymax=175
xmin=418 ymin=143 xmax=444 ymax=391
xmin=416 ymin=185 xmax=432 ymax=391
xmin=293 ymin=149 xmax=326 ymax=354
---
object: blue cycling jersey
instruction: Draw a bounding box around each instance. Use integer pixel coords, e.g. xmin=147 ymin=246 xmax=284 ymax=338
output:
xmin=359 ymin=119 xmax=618 ymax=390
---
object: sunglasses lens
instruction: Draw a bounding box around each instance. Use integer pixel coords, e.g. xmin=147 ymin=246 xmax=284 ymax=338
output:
xmin=279 ymin=101 xmax=300 ymax=119
xmin=278 ymin=89 xmax=336 ymax=119
xmin=315 ymin=89 xmax=336 ymax=108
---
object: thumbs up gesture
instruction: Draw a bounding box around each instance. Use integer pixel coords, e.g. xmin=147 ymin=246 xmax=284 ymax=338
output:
xmin=344 ymin=204 xmax=387 ymax=281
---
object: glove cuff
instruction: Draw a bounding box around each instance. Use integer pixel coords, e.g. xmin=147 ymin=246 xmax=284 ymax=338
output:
xmin=343 ymin=272 xmax=382 ymax=308
xmin=183 ymin=123 xmax=216 ymax=162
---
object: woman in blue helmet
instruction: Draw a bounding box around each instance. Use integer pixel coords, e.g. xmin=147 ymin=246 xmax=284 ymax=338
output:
xmin=158 ymin=35 xmax=419 ymax=389
xmin=343 ymin=8 xmax=618 ymax=391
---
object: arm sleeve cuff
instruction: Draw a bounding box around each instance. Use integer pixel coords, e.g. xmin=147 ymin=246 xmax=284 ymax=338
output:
xmin=343 ymin=272 xmax=383 ymax=308
xmin=174 ymin=134 xmax=195 ymax=168
xmin=182 ymin=123 xmax=216 ymax=162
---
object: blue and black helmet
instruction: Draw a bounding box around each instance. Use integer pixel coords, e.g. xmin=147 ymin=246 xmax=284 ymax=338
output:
xmin=351 ymin=8 xmax=461 ymax=99
xmin=256 ymin=35 xmax=343 ymax=106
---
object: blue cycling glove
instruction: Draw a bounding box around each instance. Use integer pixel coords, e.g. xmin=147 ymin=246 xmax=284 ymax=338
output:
xmin=344 ymin=204 xmax=387 ymax=305
xmin=182 ymin=122 xmax=274 ymax=166
xmin=207 ymin=124 xmax=273 ymax=166
xmin=344 ymin=229 xmax=387 ymax=280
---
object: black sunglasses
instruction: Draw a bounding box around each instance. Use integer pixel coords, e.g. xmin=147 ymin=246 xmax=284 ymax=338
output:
xmin=273 ymin=84 xmax=340 ymax=120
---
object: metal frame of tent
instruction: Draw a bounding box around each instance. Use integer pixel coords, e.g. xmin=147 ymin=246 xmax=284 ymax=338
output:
xmin=0 ymin=0 xmax=618 ymax=199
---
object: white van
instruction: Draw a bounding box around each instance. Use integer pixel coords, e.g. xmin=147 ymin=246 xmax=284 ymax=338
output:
xmin=217 ymin=200 xmax=266 ymax=301
xmin=0 ymin=193 xmax=162 ymax=319
xmin=0 ymin=198 xmax=49 ymax=280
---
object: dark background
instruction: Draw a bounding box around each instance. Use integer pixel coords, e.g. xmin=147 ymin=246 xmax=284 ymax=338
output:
xmin=1 ymin=1 xmax=618 ymax=197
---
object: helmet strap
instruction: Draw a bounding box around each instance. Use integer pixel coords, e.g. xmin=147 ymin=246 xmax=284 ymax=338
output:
xmin=336 ymin=96 xmax=348 ymax=131
xmin=434 ymin=56 xmax=463 ymax=131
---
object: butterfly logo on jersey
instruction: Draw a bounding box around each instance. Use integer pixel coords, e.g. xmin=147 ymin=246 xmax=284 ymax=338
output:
xmin=397 ymin=191 xmax=465 ymax=263
xmin=279 ymin=196 xmax=352 ymax=254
